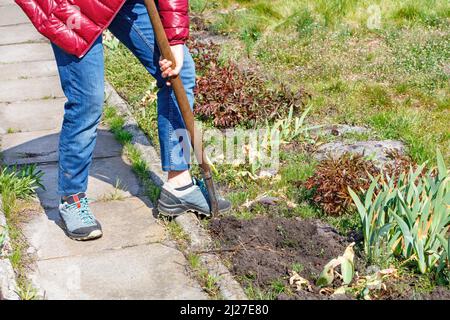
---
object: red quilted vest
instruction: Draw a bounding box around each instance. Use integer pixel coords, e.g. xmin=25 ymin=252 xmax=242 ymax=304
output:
xmin=15 ymin=0 xmax=189 ymax=58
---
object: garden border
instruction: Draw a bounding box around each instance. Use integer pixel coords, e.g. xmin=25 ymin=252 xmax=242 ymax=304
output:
xmin=104 ymin=82 xmax=248 ymax=300
xmin=0 ymin=195 xmax=20 ymax=300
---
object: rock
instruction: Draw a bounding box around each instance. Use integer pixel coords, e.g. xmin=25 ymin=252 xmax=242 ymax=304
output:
xmin=310 ymin=124 xmax=370 ymax=138
xmin=0 ymin=259 xmax=20 ymax=300
xmin=314 ymin=140 xmax=406 ymax=166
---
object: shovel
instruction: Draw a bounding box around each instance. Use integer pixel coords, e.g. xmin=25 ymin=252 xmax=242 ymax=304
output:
xmin=144 ymin=0 xmax=220 ymax=216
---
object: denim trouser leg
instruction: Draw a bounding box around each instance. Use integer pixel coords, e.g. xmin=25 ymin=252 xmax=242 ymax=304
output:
xmin=109 ymin=0 xmax=196 ymax=171
xmin=52 ymin=0 xmax=195 ymax=196
xmin=51 ymin=37 xmax=105 ymax=197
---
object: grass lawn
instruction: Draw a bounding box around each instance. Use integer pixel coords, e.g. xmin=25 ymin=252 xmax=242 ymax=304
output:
xmin=192 ymin=0 xmax=449 ymax=164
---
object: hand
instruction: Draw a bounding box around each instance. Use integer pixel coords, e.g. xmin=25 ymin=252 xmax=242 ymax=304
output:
xmin=159 ymin=44 xmax=184 ymax=86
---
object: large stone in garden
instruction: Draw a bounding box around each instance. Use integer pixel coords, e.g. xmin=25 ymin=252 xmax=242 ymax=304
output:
xmin=30 ymin=243 xmax=207 ymax=300
xmin=314 ymin=140 xmax=406 ymax=165
xmin=0 ymin=76 xmax=63 ymax=103
xmin=23 ymin=197 xmax=164 ymax=260
xmin=1 ymin=128 xmax=122 ymax=165
xmin=310 ymin=124 xmax=370 ymax=137
xmin=0 ymin=98 xmax=64 ymax=133
xmin=35 ymin=157 xmax=143 ymax=209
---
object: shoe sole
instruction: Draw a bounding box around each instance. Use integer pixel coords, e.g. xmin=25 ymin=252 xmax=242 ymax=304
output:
xmin=157 ymin=200 xmax=231 ymax=218
xmin=61 ymin=219 xmax=103 ymax=241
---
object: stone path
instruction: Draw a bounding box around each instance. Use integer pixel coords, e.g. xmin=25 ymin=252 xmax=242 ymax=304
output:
xmin=0 ymin=2 xmax=206 ymax=299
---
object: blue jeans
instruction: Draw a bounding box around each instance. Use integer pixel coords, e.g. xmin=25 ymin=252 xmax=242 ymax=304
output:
xmin=51 ymin=0 xmax=195 ymax=196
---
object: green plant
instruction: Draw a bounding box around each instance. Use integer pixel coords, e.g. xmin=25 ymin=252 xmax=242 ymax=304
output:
xmin=437 ymin=235 xmax=449 ymax=283
xmin=306 ymin=154 xmax=381 ymax=216
xmin=0 ymin=165 xmax=44 ymax=199
xmin=349 ymin=149 xmax=449 ymax=273
xmin=316 ymin=243 xmax=355 ymax=287
xmin=16 ymin=283 xmax=39 ymax=300
xmin=190 ymin=39 xmax=306 ymax=128
xmin=392 ymin=150 xmax=449 ymax=274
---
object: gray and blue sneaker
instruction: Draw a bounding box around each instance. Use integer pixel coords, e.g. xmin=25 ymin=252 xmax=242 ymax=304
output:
xmin=59 ymin=193 xmax=103 ymax=241
xmin=158 ymin=179 xmax=231 ymax=218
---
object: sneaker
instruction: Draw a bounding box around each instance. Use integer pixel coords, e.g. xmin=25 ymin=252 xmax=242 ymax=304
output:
xmin=158 ymin=180 xmax=231 ymax=218
xmin=59 ymin=193 xmax=103 ymax=241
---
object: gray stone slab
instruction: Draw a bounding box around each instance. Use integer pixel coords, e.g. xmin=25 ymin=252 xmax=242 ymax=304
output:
xmin=24 ymin=197 xmax=165 ymax=260
xmin=1 ymin=128 xmax=123 ymax=165
xmin=0 ymin=75 xmax=63 ymax=103
xmin=0 ymin=4 xmax=28 ymax=26
xmin=0 ymin=1 xmax=14 ymax=6
xmin=0 ymin=43 xmax=53 ymax=63
xmin=30 ymin=243 xmax=207 ymax=300
xmin=0 ymin=23 xmax=46 ymax=45
xmin=36 ymin=157 xmax=142 ymax=209
xmin=314 ymin=140 xmax=406 ymax=165
xmin=0 ymin=60 xmax=57 ymax=81
xmin=0 ymin=98 xmax=64 ymax=133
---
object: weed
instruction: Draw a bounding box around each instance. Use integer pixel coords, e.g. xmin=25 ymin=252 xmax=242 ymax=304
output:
xmin=16 ymin=283 xmax=39 ymax=300
xmin=291 ymin=263 xmax=304 ymax=274
xmin=100 ymin=179 xmax=126 ymax=202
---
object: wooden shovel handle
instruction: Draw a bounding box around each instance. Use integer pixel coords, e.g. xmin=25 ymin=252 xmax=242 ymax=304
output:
xmin=144 ymin=0 xmax=219 ymax=215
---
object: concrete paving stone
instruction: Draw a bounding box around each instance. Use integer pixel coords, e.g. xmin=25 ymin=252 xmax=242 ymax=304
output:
xmin=0 ymin=75 xmax=63 ymax=103
xmin=36 ymin=157 xmax=143 ymax=209
xmin=0 ymin=60 xmax=57 ymax=81
xmin=0 ymin=23 xmax=46 ymax=45
xmin=24 ymin=197 xmax=166 ymax=260
xmin=31 ymin=243 xmax=207 ymax=300
xmin=0 ymin=4 xmax=29 ymax=26
xmin=1 ymin=128 xmax=123 ymax=165
xmin=0 ymin=43 xmax=53 ymax=63
xmin=0 ymin=98 xmax=65 ymax=133
xmin=0 ymin=1 xmax=14 ymax=6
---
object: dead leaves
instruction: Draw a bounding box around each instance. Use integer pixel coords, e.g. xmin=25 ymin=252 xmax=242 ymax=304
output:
xmin=289 ymin=271 xmax=313 ymax=293
xmin=316 ymin=243 xmax=356 ymax=287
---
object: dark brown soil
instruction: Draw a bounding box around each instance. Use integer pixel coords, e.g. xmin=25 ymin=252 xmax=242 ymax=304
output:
xmin=209 ymin=216 xmax=450 ymax=300
xmin=209 ymin=216 xmax=355 ymax=299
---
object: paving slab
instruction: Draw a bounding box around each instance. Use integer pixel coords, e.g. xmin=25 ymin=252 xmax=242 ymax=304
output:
xmin=0 ymin=75 xmax=64 ymax=103
xmin=0 ymin=4 xmax=28 ymax=26
xmin=0 ymin=60 xmax=57 ymax=81
xmin=36 ymin=157 xmax=143 ymax=209
xmin=0 ymin=1 xmax=14 ymax=6
xmin=0 ymin=43 xmax=53 ymax=63
xmin=30 ymin=243 xmax=206 ymax=300
xmin=1 ymin=128 xmax=123 ymax=165
xmin=24 ymin=197 xmax=165 ymax=260
xmin=0 ymin=23 xmax=46 ymax=45
xmin=0 ymin=98 xmax=65 ymax=133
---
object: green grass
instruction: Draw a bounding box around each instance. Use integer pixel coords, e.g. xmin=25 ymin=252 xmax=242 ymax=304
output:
xmin=0 ymin=165 xmax=43 ymax=300
xmin=0 ymin=165 xmax=43 ymax=218
xmin=104 ymin=46 xmax=160 ymax=150
xmin=102 ymin=106 xmax=161 ymax=205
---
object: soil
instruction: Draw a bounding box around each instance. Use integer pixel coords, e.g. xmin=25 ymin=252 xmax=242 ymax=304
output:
xmin=209 ymin=216 xmax=450 ymax=300
xmin=209 ymin=216 xmax=356 ymax=300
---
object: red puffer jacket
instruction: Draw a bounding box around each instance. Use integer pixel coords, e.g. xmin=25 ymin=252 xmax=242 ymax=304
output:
xmin=15 ymin=0 xmax=189 ymax=58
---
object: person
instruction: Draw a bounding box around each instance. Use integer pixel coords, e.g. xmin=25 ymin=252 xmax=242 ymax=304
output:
xmin=16 ymin=0 xmax=230 ymax=241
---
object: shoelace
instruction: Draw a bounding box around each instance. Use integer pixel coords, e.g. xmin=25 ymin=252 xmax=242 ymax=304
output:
xmin=193 ymin=177 xmax=211 ymax=207
xmin=66 ymin=197 xmax=95 ymax=225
